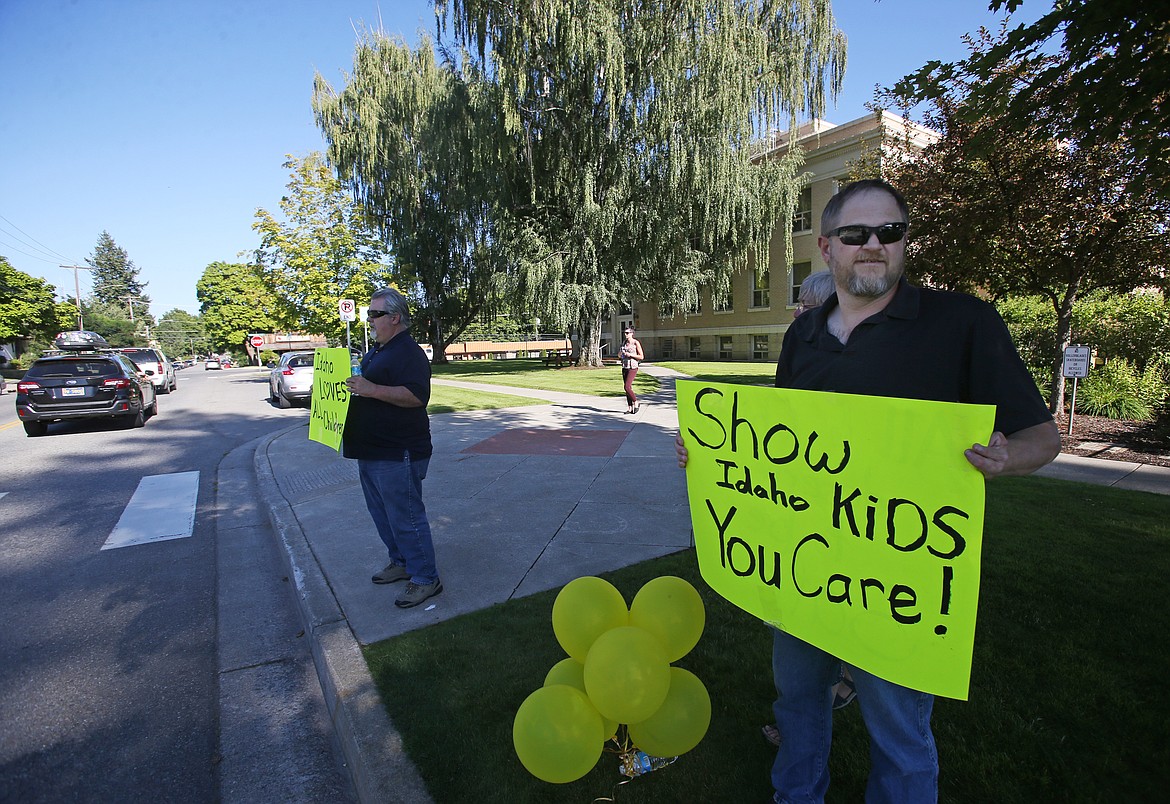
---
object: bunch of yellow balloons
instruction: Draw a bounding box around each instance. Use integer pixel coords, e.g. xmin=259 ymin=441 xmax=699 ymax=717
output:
xmin=512 ymin=575 xmax=711 ymax=784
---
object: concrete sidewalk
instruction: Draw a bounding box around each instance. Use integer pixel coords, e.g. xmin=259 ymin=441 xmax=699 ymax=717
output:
xmin=250 ymin=366 xmax=1170 ymax=802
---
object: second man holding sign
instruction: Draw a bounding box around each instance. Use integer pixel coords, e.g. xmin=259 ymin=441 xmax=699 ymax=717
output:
xmin=343 ymin=287 xmax=442 ymax=609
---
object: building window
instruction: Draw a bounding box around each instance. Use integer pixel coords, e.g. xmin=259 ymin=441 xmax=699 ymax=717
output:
xmin=792 ymin=186 xmax=812 ymax=233
xmin=660 ymin=338 xmax=673 ymax=359
xmin=688 ymin=336 xmax=702 ymax=359
xmin=790 ymin=261 xmax=812 ymax=306
xmin=753 ymin=334 xmax=769 ymax=361
xmin=751 ymin=271 xmax=770 ymax=309
xmin=718 ymin=335 xmax=733 ymax=360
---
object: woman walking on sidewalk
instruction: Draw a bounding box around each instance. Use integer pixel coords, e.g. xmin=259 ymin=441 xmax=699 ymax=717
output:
xmin=619 ymin=327 xmax=644 ymax=414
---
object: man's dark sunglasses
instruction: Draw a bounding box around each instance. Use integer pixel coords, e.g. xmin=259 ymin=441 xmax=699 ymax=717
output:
xmin=367 ymin=309 xmax=392 ymax=319
xmin=825 ymin=222 xmax=908 ymax=246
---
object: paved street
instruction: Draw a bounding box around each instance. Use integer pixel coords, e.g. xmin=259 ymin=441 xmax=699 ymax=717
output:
xmin=0 ymin=366 xmax=351 ymax=802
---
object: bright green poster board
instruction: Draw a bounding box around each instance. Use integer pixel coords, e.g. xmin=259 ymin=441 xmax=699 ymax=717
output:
xmin=676 ymin=380 xmax=995 ymax=700
xmin=307 ymin=347 xmax=352 ymax=452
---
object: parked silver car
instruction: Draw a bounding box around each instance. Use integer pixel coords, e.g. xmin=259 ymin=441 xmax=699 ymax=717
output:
xmin=268 ymin=351 xmax=314 ymax=408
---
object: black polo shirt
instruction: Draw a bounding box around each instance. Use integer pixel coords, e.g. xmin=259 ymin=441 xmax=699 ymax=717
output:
xmin=342 ymin=330 xmax=432 ymax=461
xmin=775 ymin=279 xmax=1052 ymax=437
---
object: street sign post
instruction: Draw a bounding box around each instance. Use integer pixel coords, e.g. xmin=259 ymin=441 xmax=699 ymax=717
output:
xmin=249 ymin=335 xmax=265 ymax=367
xmin=1062 ymin=345 xmax=1092 ymax=435
xmin=339 ymin=299 xmax=356 ymax=349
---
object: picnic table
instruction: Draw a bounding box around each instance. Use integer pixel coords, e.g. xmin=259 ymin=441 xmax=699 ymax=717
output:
xmin=541 ymin=349 xmax=572 ymax=367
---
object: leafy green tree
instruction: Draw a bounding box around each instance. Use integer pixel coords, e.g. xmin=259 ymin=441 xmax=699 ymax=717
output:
xmin=87 ymin=231 xmax=153 ymax=323
xmin=253 ymin=153 xmax=391 ymax=339
xmin=314 ymin=35 xmax=503 ymax=362
xmin=154 ymin=309 xmax=208 ymax=358
xmin=81 ymin=299 xmax=138 ymax=347
xmin=882 ymin=26 xmax=1170 ymax=413
xmin=901 ymin=0 xmax=1169 ymax=196
xmin=196 ymin=261 xmax=279 ymax=353
xmin=0 ymin=256 xmax=65 ymax=341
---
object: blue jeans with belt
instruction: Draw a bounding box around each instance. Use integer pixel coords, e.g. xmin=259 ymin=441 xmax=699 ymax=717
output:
xmin=771 ymin=628 xmax=938 ymax=804
xmin=357 ymin=452 xmax=438 ymax=585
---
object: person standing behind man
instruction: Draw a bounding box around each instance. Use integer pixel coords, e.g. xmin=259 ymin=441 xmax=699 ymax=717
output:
xmin=619 ymin=327 xmax=644 ymax=414
xmin=677 ymin=179 xmax=1060 ymax=802
xmin=343 ymin=287 xmax=442 ymax=609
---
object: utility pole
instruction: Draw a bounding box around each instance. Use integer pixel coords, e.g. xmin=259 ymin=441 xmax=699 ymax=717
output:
xmin=59 ymin=264 xmax=93 ymax=331
xmin=119 ymin=295 xmax=137 ymax=322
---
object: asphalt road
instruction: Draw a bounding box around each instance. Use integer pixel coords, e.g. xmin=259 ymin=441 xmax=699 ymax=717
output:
xmin=0 ymin=364 xmax=351 ymax=802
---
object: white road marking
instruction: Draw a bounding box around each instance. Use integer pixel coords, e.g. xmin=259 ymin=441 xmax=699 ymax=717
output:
xmin=0 ymin=491 xmax=8 ymax=500
xmin=101 ymin=471 xmax=200 ymax=550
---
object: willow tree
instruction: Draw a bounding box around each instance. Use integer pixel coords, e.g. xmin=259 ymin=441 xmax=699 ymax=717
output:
xmin=313 ymin=34 xmax=504 ymax=362
xmin=436 ymin=0 xmax=845 ymax=365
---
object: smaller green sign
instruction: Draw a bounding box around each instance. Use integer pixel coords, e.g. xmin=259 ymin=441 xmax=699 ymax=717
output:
xmin=307 ymin=347 xmax=352 ymax=452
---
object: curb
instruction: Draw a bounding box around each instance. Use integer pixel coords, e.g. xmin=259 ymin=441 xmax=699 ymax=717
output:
xmin=253 ymin=425 xmax=433 ymax=804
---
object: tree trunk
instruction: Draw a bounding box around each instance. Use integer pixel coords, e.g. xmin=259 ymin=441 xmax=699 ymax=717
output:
xmin=574 ymin=306 xmax=605 ymax=368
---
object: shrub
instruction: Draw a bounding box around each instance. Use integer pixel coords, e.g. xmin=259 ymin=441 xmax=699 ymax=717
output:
xmin=1076 ymin=358 xmax=1169 ymax=420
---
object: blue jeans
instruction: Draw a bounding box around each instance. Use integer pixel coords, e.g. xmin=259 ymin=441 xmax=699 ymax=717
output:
xmin=771 ymin=628 xmax=937 ymax=804
xmin=357 ymin=453 xmax=438 ymax=585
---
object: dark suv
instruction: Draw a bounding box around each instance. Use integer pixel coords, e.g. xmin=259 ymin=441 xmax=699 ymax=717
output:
xmin=119 ymin=347 xmax=176 ymax=393
xmin=15 ymin=351 xmax=158 ymax=437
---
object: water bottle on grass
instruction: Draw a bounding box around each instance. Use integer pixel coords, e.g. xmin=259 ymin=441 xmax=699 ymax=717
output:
xmin=620 ymin=750 xmax=677 ymax=777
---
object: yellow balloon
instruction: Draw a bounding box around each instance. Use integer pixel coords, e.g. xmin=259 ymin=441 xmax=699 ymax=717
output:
xmin=583 ymin=626 xmax=671 ymax=725
xmin=628 ymin=667 xmax=711 ymax=757
xmin=551 ymin=576 xmax=629 ymax=662
xmin=513 ymin=685 xmax=604 ymax=784
xmin=544 ymin=658 xmax=619 ymax=740
xmin=629 ymin=576 xmax=705 ymax=662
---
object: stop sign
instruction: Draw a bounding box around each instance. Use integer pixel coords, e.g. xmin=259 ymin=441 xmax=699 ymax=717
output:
xmin=250 ymin=335 xmax=264 ymax=348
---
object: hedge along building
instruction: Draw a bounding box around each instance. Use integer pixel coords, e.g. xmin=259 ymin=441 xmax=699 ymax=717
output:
xmin=620 ymin=111 xmax=938 ymax=363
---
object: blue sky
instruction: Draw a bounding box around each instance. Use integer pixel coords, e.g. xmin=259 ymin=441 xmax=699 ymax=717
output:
xmin=0 ymin=0 xmax=1049 ymax=317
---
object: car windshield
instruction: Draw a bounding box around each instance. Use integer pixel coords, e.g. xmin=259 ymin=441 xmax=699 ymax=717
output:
xmin=28 ymin=360 xmax=122 ymax=379
xmin=288 ymin=356 xmax=313 ymax=368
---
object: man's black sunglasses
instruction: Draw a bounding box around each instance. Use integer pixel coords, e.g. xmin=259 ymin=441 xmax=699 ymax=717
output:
xmin=367 ymin=309 xmax=391 ymax=319
xmin=825 ymin=222 xmax=908 ymax=246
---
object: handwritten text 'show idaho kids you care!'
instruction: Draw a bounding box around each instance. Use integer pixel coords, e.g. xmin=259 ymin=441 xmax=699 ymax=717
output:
xmin=675 ymin=380 xmax=995 ymax=700
xmin=308 ymin=347 xmax=353 ymax=452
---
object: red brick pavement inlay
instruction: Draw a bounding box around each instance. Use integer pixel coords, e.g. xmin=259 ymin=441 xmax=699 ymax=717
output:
xmin=462 ymin=428 xmax=630 ymax=457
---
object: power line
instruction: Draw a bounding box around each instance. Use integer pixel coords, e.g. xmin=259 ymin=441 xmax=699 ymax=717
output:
xmin=0 ymin=214 xmax=86 ymax=265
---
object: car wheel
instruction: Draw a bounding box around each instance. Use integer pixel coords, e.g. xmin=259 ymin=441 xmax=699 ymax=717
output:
xmin=277 ymin=388 xmax=291 ymax=409
xmin=148 ymin=395 xmax=159 ymax=417
xmin=23 ymin=421 xmax=48 ymax=437
xmin=170 ymin=378 xmax=177 ymax=391
xmin=127 ymin=408 xmax=146 ymax=428
xmin=159 ymin=382 xmax=171 ymax=394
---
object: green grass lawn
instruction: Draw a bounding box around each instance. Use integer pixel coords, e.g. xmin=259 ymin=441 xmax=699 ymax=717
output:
xmin=432 ymin=357 xmax=658 ymax=398
xmin=428 ymin=384 xmax=547 ymax=414
xmin=656 ymin=360 xmax=777 ymax=386
xmin=364 ymin=476 xmax=1170 ymax=802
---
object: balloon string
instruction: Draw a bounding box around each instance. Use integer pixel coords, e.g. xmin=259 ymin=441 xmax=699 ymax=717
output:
xmin=594 ymin=728 xmax=635 ymax=802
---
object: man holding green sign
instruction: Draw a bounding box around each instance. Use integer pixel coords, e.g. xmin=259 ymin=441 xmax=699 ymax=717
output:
xmin=342 ymin=287 xmax=442 ymax=610
xmin=677 ymin=180 xmax=1060 ymax=803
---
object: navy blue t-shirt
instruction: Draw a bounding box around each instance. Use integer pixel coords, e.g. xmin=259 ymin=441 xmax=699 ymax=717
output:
xmin=775 ymin=279 xmax=1052 ymax=437
xmin=342 ymin=330 xmax=432 ymax=460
